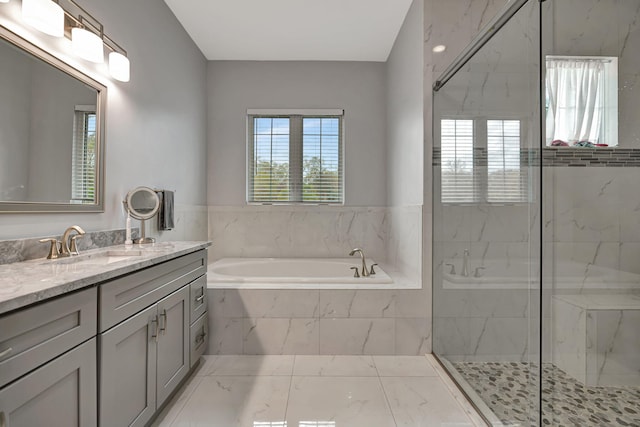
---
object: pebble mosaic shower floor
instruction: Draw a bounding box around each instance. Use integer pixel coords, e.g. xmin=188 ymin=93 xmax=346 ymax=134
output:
xmin=452 ymin=361 xmax=640 ymax=426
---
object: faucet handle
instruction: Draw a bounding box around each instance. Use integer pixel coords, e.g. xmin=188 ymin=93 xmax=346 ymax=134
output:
xmin=39 ymin=238 xmax=60 ymax=260
xmin=473 ymin=266 xmax=486 ymax=278
xmin=445 ymin=263 xmax=456 ymax=275
xmin=350 ymin=267 xmax=360 ymax=278
xmin=369 ymin=263 xmax=378 ymax=275
xmin=70 ymin=235 xmax=83 ymax=255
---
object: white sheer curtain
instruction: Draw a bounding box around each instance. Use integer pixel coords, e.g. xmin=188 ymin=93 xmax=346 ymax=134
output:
xmin=546 ymin=59 xmax=605 ymax=145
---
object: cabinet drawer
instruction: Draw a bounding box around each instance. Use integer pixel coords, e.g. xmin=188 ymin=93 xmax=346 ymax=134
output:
xmin=0 ymin=338 xmax=97 ymax=427
xmin=100 ymin=250 xmax=207 ymax=332
xmin=0 ymin=287 xmax=97 ymax=388
xmin=189 ymin=312 xmax=208 ymax=368
xmin=190 ymin=276 xmax=207 ymax=324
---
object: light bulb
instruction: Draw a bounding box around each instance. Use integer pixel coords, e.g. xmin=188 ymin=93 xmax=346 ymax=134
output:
xmin=109 ymin=51 xmax=130 ymax=82
xmin=22 ymin=0 xmax=64 ymax=37
xmin=72 ymin=27 xmax=104 ymax=63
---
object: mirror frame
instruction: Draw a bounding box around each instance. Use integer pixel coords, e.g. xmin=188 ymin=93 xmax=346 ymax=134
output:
xmin=124 ymin=187 xmax=160 ymax=220
xmin=0 ymin=26 xmax=106 ymax=213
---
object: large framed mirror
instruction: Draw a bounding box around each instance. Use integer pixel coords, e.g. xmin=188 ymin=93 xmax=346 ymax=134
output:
xmin=0 ymin=26 xmax=106 ymax=212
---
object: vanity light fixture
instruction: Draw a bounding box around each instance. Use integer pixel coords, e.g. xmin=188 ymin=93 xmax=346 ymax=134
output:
xmin=17 ymin=0 xmax=130 ymax=82
xmin=0 ymin=0 xmax=10 ymax=4
xmin=72 ymin=26 xmax=103 ymax=63
xmin=104 ymin=34 xmax=130 ymax=82
xmin=22 ymin=0 xmax=65 ymax=37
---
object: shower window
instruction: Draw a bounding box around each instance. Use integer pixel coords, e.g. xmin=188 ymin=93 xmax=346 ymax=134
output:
xmin=247 ymin=110 xmax=344 ymax=204
xmin=545 ymin=56 xmax=618 ymax=146
xmin=441 ymin=118 xmax=527 ymax=204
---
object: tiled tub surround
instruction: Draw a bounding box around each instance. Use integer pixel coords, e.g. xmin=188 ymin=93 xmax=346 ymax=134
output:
xmin=206 ymin=287 xmax=431 ymax=356
xmin=0 ymin=240 xmax=211 ymax=314
xmin=205 ymin=205 xmax=428 ymax=356
xmin=207 ymin=205 xmax=422 ymax=284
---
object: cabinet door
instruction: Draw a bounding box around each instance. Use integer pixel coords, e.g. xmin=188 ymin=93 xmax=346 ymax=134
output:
xmin=156 ymin=285 xmax=190 ymax=407
xmin=99 ymin=305 xmax=157 ymax=427
xmin=0 ymin=338 xmax=97 ymax=427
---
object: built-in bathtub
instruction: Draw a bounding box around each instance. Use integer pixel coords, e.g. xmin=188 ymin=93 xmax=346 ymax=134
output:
xmin=207 ymin=257 xmax=410 ymax=289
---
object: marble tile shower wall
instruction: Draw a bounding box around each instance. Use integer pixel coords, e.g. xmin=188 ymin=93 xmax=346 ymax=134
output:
xmin=206 ymin=205 xmax=427 ymax=355
xmin=546 ymin=167 xmax=640 ymax=286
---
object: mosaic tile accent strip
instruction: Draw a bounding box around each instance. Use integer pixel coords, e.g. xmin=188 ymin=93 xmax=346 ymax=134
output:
xmin=542 ymin=147 xmax=640 ymax=167
xmin=451 ymin=361 xmax=640 ymax=427
xmin=433 ymin=147 xmax=640 ymax=167
xmin=0 ymin=228 xmax=139 ymax=265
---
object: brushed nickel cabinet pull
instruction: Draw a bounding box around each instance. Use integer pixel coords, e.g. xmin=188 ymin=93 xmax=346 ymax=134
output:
xmin=0 ymin=347 xmax=12 ymax=359
xmin=195 ymin=294 xmax=205 ymax=303
xmin=159 ymin=309 xmax=167 ymax=335
xmin=150 ymin=315 xmax=159 ymax=342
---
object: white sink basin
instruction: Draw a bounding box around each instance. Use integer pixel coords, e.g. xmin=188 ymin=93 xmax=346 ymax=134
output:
xmin=47 ymin=249 xmax=143 ymax=265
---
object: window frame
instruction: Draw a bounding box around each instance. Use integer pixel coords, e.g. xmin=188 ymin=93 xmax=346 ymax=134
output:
xmin=439 ymin=114 xmax=529 ymax=206
xmin=246 ymin=109 xmax=345 ymax=205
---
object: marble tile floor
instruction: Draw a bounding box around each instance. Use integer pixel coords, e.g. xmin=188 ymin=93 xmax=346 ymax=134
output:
xmin=452 ymin=361 xmax=640 ymax=427
xmin=151 ymin=355 xmax=487 ymax=427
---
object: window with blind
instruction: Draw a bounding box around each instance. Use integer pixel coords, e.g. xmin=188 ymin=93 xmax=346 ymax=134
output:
xmin=248 ymin=111 xmax=343 ymax=204
xmin=441 ymin=118 xmax=527 ymax=204
xmin=71 ymin=106 xmax=97 ymax=203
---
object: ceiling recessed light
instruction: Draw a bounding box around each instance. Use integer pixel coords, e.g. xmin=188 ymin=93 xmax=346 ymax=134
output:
xmin=432 ymin=45 xmax=446 ymax=53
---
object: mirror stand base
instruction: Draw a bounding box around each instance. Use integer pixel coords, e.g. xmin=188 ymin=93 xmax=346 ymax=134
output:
xmin=134 ymin=237 xmax=156 ymax=244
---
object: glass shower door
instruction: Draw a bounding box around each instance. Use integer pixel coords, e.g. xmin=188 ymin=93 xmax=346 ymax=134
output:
xmin=431 ymin=0 xmax=542 ymax=425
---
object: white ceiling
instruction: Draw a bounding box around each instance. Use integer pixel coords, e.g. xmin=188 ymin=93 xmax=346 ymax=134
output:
xmin=164 ymin=0 xmax=414 ymax=62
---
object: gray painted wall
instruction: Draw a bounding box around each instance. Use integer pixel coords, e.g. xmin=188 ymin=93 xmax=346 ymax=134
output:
xmin=0 ymin=0 xmax=208 ymax=240
xmin=386 ymin=0 xmax=424 ymax=207
xmin=207 ymin=60 xmax=387 ymax=207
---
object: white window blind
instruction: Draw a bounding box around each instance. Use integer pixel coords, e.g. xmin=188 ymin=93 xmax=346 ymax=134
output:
xmin=441 ymin=119 xmax=475 ymax=203
xmin=441 ymin=118 xmax=526 ymax=204
xmin=72 ymin=107 xmax=97 ymax=203
xmin=487 ymin=120 xmax=526 ymax=203
xmin=248 ymin=113 xmax=343 ymax=204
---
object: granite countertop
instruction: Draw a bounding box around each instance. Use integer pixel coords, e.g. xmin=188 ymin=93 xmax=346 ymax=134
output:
xmin=0 ymin=241 xmax=211 ymax=315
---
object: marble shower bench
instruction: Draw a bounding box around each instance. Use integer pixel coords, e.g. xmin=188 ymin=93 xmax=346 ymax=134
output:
xmin=552 ymin=293 xmax=640 ymax=387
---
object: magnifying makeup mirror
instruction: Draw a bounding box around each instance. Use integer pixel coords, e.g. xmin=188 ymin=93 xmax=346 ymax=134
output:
xmin=123 ymin=186 xmax=160 ymax=244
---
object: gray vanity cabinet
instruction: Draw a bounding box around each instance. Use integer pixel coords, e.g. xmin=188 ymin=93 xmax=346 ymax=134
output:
xmin=155 ymin=285 xmax=190 ymax=408
xmin=0 ymin=338 xmax=97 ymax=427
xmin=0 ymin=287 xmax=98 ymax=427
xmin=99 ymin=249 xmax=206 ymax=427
xmin=99 ymin=304 xmax=157 ymax=427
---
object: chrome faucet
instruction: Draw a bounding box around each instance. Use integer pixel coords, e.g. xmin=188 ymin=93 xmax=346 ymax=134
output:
xmin=60 ymin=225 xmax=86 ymax=257
xmin=461 ymin=249 xmax=469 ymax=277
xmin=349 ymin=248 xmax=370 ymax=277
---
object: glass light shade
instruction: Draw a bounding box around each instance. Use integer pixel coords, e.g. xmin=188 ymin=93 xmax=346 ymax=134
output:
xmin=22 ymin=0 xmax=64 ymax=37
xmin=108 ymin=51 xmax=130 ymax=82
xmin=72 ymin=27 xmax=104 ymax=63
xmin=0 ymin=0 xmax=10 ymax=3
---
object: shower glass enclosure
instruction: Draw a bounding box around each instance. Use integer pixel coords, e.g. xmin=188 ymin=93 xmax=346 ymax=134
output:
xmin=432 ymin=0 xmax=640 ymax=425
